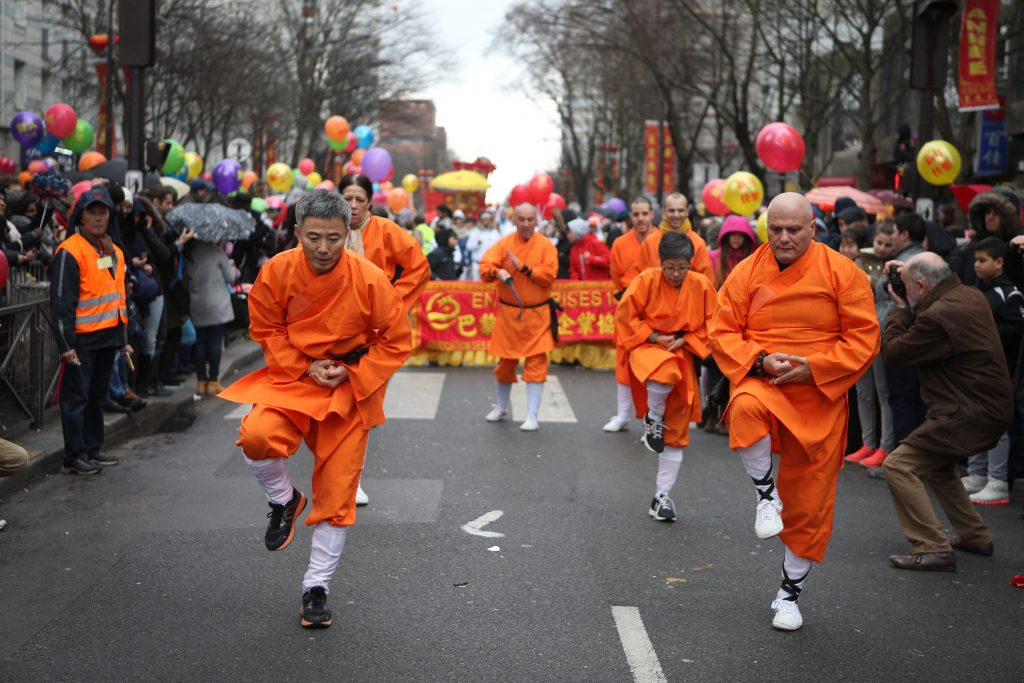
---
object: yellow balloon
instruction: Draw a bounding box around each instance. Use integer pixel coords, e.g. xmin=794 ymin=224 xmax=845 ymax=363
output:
xmin=756 ymin=211 xmax=768 ymax=244
xmin=916 ymin=140 xmax=961 ymax=186
xmin=306 ymin=171 xmax=323 ymax=188
xmin=266 ymin=162 xmax=294 ymax=192
xmin=184 ymin=152 xmax=203 ymax=181
xmin=401 ymin=173 xmax=419 ymax=193
xmin=722 ymin=171 xmax=764 ymax=215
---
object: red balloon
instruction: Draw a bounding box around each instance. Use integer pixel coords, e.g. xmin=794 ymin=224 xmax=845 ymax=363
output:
xmin=508 ymin=183 xmax=532 ymax=207
xmin=702 ymin=179 xmax=730 ymax=216
xmin=0 ymin=251 xmax=9 ymax=289
xmin=542 ymin=192 xmax=566 ymax=219
xmin=756 ymin=122 xmax=806 ymax=173
xmin=527 ymin=173 xmax=553 ymax=205
xmin=0 ymin=156 xmax=15 ymax=174
xmin=44 ymin=102 xmax=78 ymax=138
xmin=344 ymin=135 xmax=357 ymax=153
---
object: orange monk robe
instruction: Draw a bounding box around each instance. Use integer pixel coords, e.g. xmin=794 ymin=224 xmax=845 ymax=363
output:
xmin=710 ymin=241 xmax=879 ymax=561
xmin=479 ymin=231 xmax=558 ymax=380
xmin=615 ymin=268 xmax=716 ymax=448
xmin=609 ymin=229 xmax=646 ymax=385
xmin=219 ymin=247 xmax=411 ymax=526
xmin=631 ymin=223 xmax=714 ymax=284
xmin=358 ymin=214 xmax=430 ymax=314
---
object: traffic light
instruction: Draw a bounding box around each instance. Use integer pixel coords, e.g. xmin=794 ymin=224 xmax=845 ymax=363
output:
xmin=119 ymin=0 xmax=157 ymax=68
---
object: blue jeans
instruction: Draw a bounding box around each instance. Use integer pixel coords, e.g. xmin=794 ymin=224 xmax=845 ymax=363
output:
xmin=194 ymin=324 xmax=225 ymax=381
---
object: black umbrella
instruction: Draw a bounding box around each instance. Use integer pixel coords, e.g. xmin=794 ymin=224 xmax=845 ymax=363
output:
xmin=166 ymin=203 xmax=255 ymax=242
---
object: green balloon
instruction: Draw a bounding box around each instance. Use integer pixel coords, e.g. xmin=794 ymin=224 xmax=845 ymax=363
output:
xmin=328 ymin=136 xmax=346 ymax=151
xmin=250 ymin=197 xmax=269 ymax=213
xmin=61 ymin=120 xmax=94 ymax=154
xmin=161 ymin=139 xmax=185 ymax=175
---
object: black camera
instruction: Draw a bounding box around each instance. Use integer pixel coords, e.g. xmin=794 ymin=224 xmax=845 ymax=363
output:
xmin=889 ymin=266 xmax=907 ymax=300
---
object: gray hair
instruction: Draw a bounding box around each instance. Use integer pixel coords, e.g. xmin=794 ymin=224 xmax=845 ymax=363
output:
xmin=906 ymin=257 xmax=951 ymax=287
xmin=295 ymin=189 xmax=351 ymax=227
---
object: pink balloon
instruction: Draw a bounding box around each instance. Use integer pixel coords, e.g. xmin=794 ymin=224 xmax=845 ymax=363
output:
xmin=372 ymin=190 xmax=387 ymax=205
xmin=756 ymin=122 xmax=805 ymax=173
xmin=315 ymin=180 xmax=337 ymax=191
xmin=72 ymin=180 xmax=93 ymax=202
xmin=44 ymin=103 xmax=78 ymax=138
xmin=298 ymin=158 xmax=315 ymax=175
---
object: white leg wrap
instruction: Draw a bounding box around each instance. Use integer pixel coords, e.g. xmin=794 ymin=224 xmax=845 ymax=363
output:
xmin=738 ymin=435 xmax=777 ymax=505
xmin=616 ymin=383 xmax=633 ymax=420
xmin=776 ymin=544 xmax=813 ymax=602
xmin=656 ymin=447 xmax=684 ymax=495
xmin=496 ymin=381 xmax=512 ymax=410
xmin=526 ymin=382 xmax=543 ymax=419
xmin=303 ymin=522 xmax=349 ymax=593
xmin=245 ymin=455 xmax=293 ymax=505
xmin=645 ymin=381 xmax=672 ymax=422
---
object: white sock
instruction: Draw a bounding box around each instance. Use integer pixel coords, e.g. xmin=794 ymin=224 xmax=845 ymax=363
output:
xmin=656 ymin=447 xmax=684 ymax=495
xmin=646 ymin=381 xmax=672 ymax=422
xmin=775 ymin=544 xmax=812 ymax=603
xmin=616 ymin=383 xmax=632 ymax=420
xmin=738 ymin=435 xmax=778 ymax=506
xmin=496 ymin=381 xmax=512 ymax=410
xmin=303 ymin=522 xmax=349 ymax=593
xmin=526 ymin=382 xmax=543 ymax=419
xmin=245 ymin=455 xmax=293 ymax=505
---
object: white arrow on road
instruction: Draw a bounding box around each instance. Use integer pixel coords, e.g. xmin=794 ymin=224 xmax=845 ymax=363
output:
xmin=461 ymin=510 xmax=505 ymax=538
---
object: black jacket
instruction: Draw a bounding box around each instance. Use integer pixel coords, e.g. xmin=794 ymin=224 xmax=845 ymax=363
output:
xmin=427 ymin=245 xmax=463 ymax=281
xmin=977 ymin=274 xmax=1024 ymax=375
xmin=49 ymin=247 xmax=127 ymax=353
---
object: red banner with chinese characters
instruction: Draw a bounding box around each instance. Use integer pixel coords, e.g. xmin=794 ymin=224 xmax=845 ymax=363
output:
xmin=958 ymin=0 xmax=1000 ymax=112
xmin=661 ymin=123 xmax=676 ymax=193
xmin=412 ymin=280 xmax=618 ymax=351
xmin=644 ymin=120 xmax=659 ymax=194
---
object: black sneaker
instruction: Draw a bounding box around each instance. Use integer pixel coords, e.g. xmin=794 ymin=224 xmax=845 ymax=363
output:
xmin=62 ymin=455 xmax=102 ymax=475
xmin=649 ymin=493 xmax=676 ymax=522
xmin=115 ymin=395 xmax=147 ymax=411
xmin=265 ymin=488 xmax=307 ymax=551
xmin=300 ymin=586 xmax=332 ymax=628
xmin=642 ymin=413 xmax=665 ymax=453
xmin=102 ymin=398 xmax=132 ymax=414
xmin=90 ymin=451 xmax=119 ymax=467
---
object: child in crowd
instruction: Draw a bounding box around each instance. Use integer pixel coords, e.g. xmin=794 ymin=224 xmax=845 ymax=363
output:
xmin=962 ymin=237 xmax=1024 ymax=505
xmin=838 ymin=226 xmax=866 ymax=263
xmin=847 ymin=222 xmax=897 ymax=467
xmin=615 ymin=232 xmax=715 ymax=522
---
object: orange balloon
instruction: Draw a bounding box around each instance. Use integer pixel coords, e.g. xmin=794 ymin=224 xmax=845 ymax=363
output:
xmin=386 ymin=188 xmax=409 ymax=212
xmin=351 ymin=148 xmax=366 ymax=166
xmin=324 ymin=116 xmax=350 ymax=143
xmin=79 ymin=150 xmax=107 ymax=171
xmin=18 ymin=171 xmax=31 ymax=187
xmin=241 ymin=170 xmax=258 ymax=190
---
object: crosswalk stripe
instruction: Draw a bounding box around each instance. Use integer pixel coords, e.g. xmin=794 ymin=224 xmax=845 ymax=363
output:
xmin=383 ymin=372 xmax=446 ymax=419
xmin=510 ymin=375 xmax=577 ymax=423
xmin=611 ymin=606 xmax=667 ymax=683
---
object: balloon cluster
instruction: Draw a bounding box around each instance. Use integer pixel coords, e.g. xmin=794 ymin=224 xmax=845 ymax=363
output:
xmin=29 ymin=171 xmax=71 ymax=200
xmin=507 ymin=173 xmax=565 ymax=219
xmin=699 ymin=172 xmax=765 ymax=217
xmin=9 ymin=104 xmax=96 ymax=157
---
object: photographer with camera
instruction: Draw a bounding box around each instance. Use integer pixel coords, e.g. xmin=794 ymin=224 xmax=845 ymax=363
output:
xmin=879 ymin=253 xmax=1012 ymax=572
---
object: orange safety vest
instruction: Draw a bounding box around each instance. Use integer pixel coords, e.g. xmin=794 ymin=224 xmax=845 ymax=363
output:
xmin=55 ymin=232 xmax=128 ymax=334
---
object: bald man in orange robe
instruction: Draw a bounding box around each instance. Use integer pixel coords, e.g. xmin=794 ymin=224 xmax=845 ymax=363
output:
xmin=479 ymin=203 xmax=559 ymax=432
xmin=710 ymin=192 xmax=879 ymax=632
xmin=630 ymin=193 xmax=714 ymax=284
xmin=616 ymin=232 xmax=715 ymax=522
xmin=220 ymin=190 xmax=411 ymax=629
xmin=603 ymin=198 xmax=656 ymax=433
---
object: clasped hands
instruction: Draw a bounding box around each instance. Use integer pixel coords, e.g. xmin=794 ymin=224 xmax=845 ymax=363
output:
xmin=653 ymin=334 xmax=686 ymax=352
xmin=307 ymin=359 xmax=349 ymax=388
xmin=762 ymin=352 xmax=812 ymax=385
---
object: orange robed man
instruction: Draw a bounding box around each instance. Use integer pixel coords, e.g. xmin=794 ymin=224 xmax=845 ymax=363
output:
xmin=603 ymin=197 xmax=657 ymax=433
xmin=630 ymin=193 xmax=714 ymax=286
xmin=339 ymin=173 xmax=429 ymax=506
xmin=709 ymin=192 xmax=878 ymax=632
xmin=615 ymin=232 xmax=715 ymax=522
xmin=479 ymin=203 xmax=559 ymax=432
xmin=219 ymin=190 xmax=411 ymax=629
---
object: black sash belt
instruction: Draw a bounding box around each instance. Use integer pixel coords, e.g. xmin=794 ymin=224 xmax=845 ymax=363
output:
xmin=499 ymin=298 xmax=564 ymax=342
xmin=337 ymin=347 xmax=369 ymax=365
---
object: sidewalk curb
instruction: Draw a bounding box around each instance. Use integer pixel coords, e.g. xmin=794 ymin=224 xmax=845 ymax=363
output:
xmin=0 ymin=340 xmax=263 ymax=498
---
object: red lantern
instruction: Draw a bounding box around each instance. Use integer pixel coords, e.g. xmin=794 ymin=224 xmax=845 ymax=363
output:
xmin=542 ymin=193 xmax=566 ymax=219
xmin=702 ymin=179 xmax=730 ymax=216
xmin=755 ymin=122 xmax=805 ymax=173
xmin=509 ymin=183 xmax=532 ymax=206
xmin=527 ymin=173 xmax=553 ymax=205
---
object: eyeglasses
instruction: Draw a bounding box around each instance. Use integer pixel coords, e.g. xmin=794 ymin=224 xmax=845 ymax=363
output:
xmin=661 ymin=264 xmax=691 ymax=274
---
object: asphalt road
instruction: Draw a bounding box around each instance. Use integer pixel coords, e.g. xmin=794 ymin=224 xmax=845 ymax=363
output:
xmin=1 ymin=363 xmax=1022 ymax=682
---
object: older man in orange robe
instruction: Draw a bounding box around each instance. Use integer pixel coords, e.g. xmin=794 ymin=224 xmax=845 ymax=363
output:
xmin=710 ymin=192 xmax=878 ymax=632
xmin=220 ymin=190 xmax=411 ymax=629
xmin=603 ymin=198 xmax=657 ymax=433
xmin=479 ymin=203 xmax=559 ymax=431
xmin=616 ymin=232 xmax=715 ymax=522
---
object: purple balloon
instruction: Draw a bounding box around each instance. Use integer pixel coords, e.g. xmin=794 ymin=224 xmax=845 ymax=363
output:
xmin=605 ymin=197 xmax=626 ymax=214
xmin=10 ymin=111 xmax=44 ymax=147
xmin=212 ymin=159 xmax=241 ymax=194
xmin=361 ymin=147 xmax=392 ymax=182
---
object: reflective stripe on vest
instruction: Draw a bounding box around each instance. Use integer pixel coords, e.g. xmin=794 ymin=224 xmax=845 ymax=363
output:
xmin=56 ymin=233 xmax=128 ymax=334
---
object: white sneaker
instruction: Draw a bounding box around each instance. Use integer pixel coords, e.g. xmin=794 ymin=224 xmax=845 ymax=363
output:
xmin=485 ymin=405 xmax=508 ymax=422
xmin=970 ymin=479 xmax=1010 ymax=505
xmin=602 ymin=415 xmax=630 ymax=432
xmin=520 ymin=417 xmax=539 ymax=432
xmin=355 ymin=484 xmax=369 ymax=506
xmin=771 ymin=598 xmax=803 ymax=631
xmin=754 ymin=499 xmax=783 ymax=539
xmin=960 ymin=474 xmax=987 ymax=494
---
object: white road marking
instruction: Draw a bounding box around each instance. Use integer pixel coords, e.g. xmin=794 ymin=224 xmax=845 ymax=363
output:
xmin=384 ymin=372 xmax=446 ymax=419
xmin=510 ymin=375 xmax=577 ymax=422
xmin=224 ymin=403 xmax=252 ymax=420
xmin=461 ymin=510 xmax=505 ymax=538
xmin=611 ymin=606 xmax=668 ymax=683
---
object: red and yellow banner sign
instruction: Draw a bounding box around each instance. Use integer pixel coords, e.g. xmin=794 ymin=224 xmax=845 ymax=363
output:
xmin=958 ymin=0 xmax=1000 ymax=112
xmin=644 ymin=120 xmax=660 ymax=195
xmin=412 ymin=280 xmax=618 ymax=352
xmin=662 ymin=124 xmax=676 ymax=193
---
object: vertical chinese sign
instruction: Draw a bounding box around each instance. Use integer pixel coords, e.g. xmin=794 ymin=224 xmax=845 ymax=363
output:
xmin=957 ymin=0 xmax=1000 ymax=112
xmin=644 ymin=121 xmax=660 ymax=195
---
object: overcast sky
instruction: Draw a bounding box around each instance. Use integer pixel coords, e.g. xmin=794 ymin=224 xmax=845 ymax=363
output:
xmin=413 ymin=0 xmax=560 ymax=203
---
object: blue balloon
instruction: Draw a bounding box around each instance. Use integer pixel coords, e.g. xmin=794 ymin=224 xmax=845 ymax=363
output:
xmin=372 ymin=182 xmax=380 ymax=192
xmin=36 ymin=133 xmax=60 ymax=154
xmin=354 ymin=124 xmax=374 ymax=150
xmin=172 ymin=164 xmax=189 ymax=181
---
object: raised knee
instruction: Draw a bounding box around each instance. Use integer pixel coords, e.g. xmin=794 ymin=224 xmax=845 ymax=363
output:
xmin=238 ymin=424 xmax=277 ymax=459
xmin=729 ymin=393 xmax=766 ymax=419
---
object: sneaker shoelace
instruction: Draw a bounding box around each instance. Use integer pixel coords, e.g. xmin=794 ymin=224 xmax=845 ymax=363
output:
xmin=267 ymin=504 xmax=285 ymax=529
xmin=647 ymin=420 xmax=664 ymax=439
xmin=756 ymin=499 xmax=779 ymax=525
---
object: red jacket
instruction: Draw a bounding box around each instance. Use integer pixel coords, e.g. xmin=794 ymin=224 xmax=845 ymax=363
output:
xmin=569 ymin=233 xmax=611 ymax=280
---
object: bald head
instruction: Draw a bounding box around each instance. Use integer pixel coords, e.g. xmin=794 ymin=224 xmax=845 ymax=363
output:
xmin=513 ymin=202 xmax=538 ymax=240
xmin=765 ymin=192 xmax=814 ymax=264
